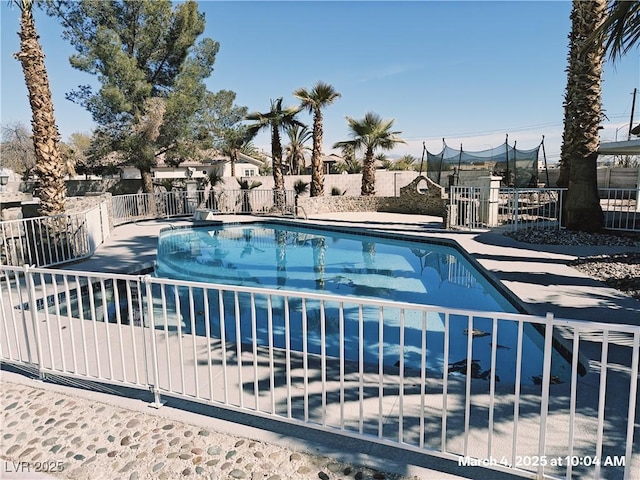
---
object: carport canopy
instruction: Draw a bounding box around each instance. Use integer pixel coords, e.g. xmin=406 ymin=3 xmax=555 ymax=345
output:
xmin=598 ymin=139 xmax=640 ymax=155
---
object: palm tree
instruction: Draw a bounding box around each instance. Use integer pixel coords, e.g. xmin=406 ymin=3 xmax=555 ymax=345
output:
xmin=557 ymin=0 xmax=607 ymax=232
xmin=219 ymin=126 xmax=252 ymax=178
xmin=592 ymin=1 xmax=640 ymax=62
xmin=285 ymin=124 xmax=312 ymax=175
xmin=335 ymin=156 xmax=361 ymax=174
xmin=293 ymin=179 xmax=309 ymax=217
xmin=204 ymin=169 xmax=224 ymax=210
xmin=392 ymin=154 xmax=418 ymax=171
xmin=293 ymin=82 xmax=341 ymax=197
xmin=236 ymin=178 xmax=262 ymax=213
xmin=339 ymin=142 xmax=356 ymax=166
xmin=333 ymin=112 xmax=405 ymax=196
xmin=246 ymin=98 xmax=303 ymax=199
xmin=293 ymin=179 xmax=310 ymax=196
xmin=14 ymin=0 xmax=66 ymax=216
xmin=375 ymin=153 xmax=393 ymax=170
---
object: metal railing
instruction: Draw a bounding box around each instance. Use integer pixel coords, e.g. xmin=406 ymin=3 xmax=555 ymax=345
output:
xmin=1 ymin=264 xmax=637 ymax=480
xmin=450 ymin=186 xmax=640 ymax=232
xmin=599 ymin=188 xmax=639 ymax=231
xmin=449 ymin=187 xmax=565 ymax=231
xmin=0 ymin=204 xmax=107 ymax=267
xmin=448 ymin=186 xmax=484 ymax=230
xmin=501 ymin=188 xmax=564 ymax=231
xmin=112 ymin=189 xmax=297 ymax=226
xmin=112 ymin=191 xmax=195 ymax=225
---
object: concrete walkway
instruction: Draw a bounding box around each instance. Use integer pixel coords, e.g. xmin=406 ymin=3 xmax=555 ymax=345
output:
xmin=2 ymin=212 xmax=639 ymax=480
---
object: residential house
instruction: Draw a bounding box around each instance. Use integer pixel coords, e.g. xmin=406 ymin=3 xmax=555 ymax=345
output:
xmin=119 ymin=151 xmax=266 ymax=181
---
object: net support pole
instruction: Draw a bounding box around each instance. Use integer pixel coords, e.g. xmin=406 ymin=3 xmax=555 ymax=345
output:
xmin=513 ymin=141 xmax=517 ymax=187
xmin=505 ymin=134 xmax=510 ymax=187
xmin=438 ymin=138 xmax=445 ymax=185
xmin=628 ymin=88 xmax=637 ymax=141
xmin=541 ymin=136 xmax=549 ymax=186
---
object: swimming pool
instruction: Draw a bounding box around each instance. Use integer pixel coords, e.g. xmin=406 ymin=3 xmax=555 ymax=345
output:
xmin=157 ymin=222 xmax=518 ymax=312
xmin=155 ymin=222 xmax=572 ymax=384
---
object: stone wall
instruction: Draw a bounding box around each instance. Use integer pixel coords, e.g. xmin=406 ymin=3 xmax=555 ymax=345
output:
xmin=66 ymin=179 xmax=141 ymax=196
xmin=298 ymin=176 xmax=447 ymax=222
xmin=243 ymin=171 xmax=421 ymax=197
xmin=298 ymin=195 xmax=379 ymax=214
xmin=381 ymin=176 xmax=448 ymax=216
xmin=6 ymin=179 xmax=143 ymax=196
xmin=65 ymin=193 xmax=112 ymax=215
xmin=0 ymin=193 xmax=111 ymax=224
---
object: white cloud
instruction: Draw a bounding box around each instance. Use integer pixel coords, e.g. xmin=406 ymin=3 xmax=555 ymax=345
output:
xmin=353 ymin=63 xmax=423 ymax=84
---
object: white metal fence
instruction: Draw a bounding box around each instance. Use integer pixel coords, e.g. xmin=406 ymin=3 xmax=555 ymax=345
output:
xmin=2 ymin=186 xmax=634 ymax=269
xmin=112 ymin=189 xmax=297 ymax=226
xmin=449 ymin=187 xmax=640 ymax=232
xmin=0 ymin=204 xmax=108 ymax=267
xmin=449 ymin=187 xmax=565 ymax=231
xmin=599 ymin=188 xmax=640 ymax=232
xmin=1 ymin=264 xmax=637 ymax=480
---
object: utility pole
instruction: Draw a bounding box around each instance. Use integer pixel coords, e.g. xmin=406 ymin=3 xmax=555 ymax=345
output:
xmin=629 ymin=88 xmax=637 ymax=141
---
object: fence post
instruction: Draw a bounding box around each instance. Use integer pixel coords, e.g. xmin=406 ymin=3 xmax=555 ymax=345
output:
xmin=624 ymin=332 xmax=640 ymax=480
xmin=537 ymin=312 xmax=554 ymax=479
xmin=24 ymin=264 xmax=45 ymax=380
xmin=636 ymin=168 xmax=640 ymax=213
xmin=602 ymin=167 xmax=611 ymax=188
xmin=142 ymin=274 xmax=163 ymax=408
xmin=513 ymin=189 xmax=519 ymax=232
xmin=99 ymin=199 xmax=111 ymax=243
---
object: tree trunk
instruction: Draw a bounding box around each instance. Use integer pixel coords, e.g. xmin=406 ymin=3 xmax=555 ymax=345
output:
xmin=16 ymin=3 xmax=66 ymax=217
xmin=271 ymin=126 xmax=284 ymax=192
xmin=141 ymin=168 xmax=154 ymax=194
xmin=565 ymin=152 xmax=604 ymax=231
xmin=310 ymin=110 xmax=324 ymax=197
xmin=231 ymin=149 xmax=237 ymax=177
xmin=360 ymin=149 xmax=376 ymax=196
xmin=558 ymin=0 xmax=606 ymax=231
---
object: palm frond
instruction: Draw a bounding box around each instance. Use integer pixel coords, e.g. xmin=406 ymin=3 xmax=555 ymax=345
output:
xmin=590 ymin=0 xmax=640 ymax=62
xmin=293 ymin=81 xmax=341 ymax=113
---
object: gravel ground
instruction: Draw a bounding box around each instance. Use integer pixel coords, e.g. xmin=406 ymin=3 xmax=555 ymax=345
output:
xmin=1 ymin=381 xmax=416 ymax=480
xmin=504 ymin=229 xmax=640 ymax=300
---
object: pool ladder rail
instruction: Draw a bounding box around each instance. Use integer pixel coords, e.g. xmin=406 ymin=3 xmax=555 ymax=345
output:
xmin=289 ymin=205 xmax=307 ymax=220
xmin=296 ymin=205 xmax=308 ymax=220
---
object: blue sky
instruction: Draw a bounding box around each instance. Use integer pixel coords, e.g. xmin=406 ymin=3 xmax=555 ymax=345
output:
xmin=1 ymin=1 xmax=638 ymax=164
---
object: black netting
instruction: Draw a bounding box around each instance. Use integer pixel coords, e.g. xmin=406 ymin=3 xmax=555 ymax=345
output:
xmin=424 ymin=140 xmax=541 ymax=188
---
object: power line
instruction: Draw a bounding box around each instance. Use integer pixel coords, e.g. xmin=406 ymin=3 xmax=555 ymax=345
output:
xmin=401 ymin=113 xmax=632 ymax=142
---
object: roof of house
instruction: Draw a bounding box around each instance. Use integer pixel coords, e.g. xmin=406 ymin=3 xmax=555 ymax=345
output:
xmin=236 ymin=152 xmax=266 ymax=167
xmin=322 ymin=154 xmax=342 ymax=163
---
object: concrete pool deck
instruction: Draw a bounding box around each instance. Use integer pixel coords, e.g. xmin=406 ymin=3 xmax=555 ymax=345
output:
xmin=2 ymin=212 xmax=639 ymax=480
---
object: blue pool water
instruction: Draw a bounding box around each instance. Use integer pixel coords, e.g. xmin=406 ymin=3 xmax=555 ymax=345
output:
xmin=155 ymin=222 xmax=572 ymax=384
xmin=156 ymin=223 xmax=517 ymax=311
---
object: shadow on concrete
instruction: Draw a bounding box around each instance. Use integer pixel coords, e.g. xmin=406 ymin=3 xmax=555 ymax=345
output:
xmin=1 ymin=363 xmax=523 ymax=480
